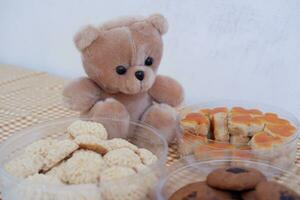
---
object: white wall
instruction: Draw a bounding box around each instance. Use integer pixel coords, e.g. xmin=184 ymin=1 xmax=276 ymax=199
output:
xmin=1 ymin=0 xmax=300 ymax=117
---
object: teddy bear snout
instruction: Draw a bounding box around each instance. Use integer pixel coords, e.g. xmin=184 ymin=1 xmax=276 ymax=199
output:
xmin=135 ymin=71 xmax=144 ymax=81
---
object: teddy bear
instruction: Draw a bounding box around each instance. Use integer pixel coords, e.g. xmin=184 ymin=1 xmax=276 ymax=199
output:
xmin=63 ymin=14 xmax=184 ymax=143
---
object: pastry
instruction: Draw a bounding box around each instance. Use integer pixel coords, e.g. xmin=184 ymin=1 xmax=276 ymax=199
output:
xmin=180 ymin=112 xmax=210 ymax=136
xmin=211 ymin=111 xmax=230 ymax=142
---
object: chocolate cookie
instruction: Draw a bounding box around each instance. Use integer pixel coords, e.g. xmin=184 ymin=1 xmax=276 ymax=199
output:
xmin=206 ymin=166 xmax=266 ymax=191
xmin=169 ymin=181 xmax=242 ymax=200
xmin=255 ymin=181 xmax=300 ymax=200
xmin=242 ymin=190 xmax=257 ymax=200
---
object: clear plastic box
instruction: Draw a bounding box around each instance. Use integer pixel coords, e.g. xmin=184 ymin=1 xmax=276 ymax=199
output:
xmin=0 ymin=117 xmax=168 ymax=200
xmin=177 ymin=100 xmax=300 ymax=169
xmin=156 ymin=155 xmax=300 ymax=200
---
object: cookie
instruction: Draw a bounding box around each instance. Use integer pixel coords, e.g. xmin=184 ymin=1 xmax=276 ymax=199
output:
xmin=101 ymin=181 xmax=147 ymax=200
xmin=42 ymin=140 xmax=78 ymax=171
xmin=4 ymin=153 xmax=44 ymax=178
xmin=62 ymin=150 xmax=107 ymax=184
xmin=67 ymin=120 xmax=108 ymax=140
xmin=45 ymin=161 xmax=66 ymax=180
xmin=25 ymin=174 xmax=63 ymax=185
xmin=100 ymin=166 xmax=148 ymax=200
xmin=169 ymin=181 xmax=241 ymax=200
xmin=105 ymin=138 xmax=138 ymax=152
xmin=242 ymin=190 xmax=257 ymax=200
xmin=74 ymin=135 xmax=108 ymax=155
xmin=255 ymin=181 xmax=300 ymax=200
xmin=136 ymin=148 xmax=157 ymax=165
xmin=100 ymin=166 xmax=136 ymax=182
xmin=207 ymin=166 xmax=266 ymax=191
xmin=25 ymin=138 xmax=57 ymax=157
xmin=103 ymin=148 xmax=141 ymax=168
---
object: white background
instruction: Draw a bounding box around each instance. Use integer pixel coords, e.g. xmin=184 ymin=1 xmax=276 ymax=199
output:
xmin=1 ymin=0 xmax=300 ymax=118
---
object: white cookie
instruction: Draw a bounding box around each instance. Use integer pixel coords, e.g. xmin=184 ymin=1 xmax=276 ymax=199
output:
xmin=25 ymin=174 xmax=63 ymax=185
xmin=101 ymin=166 xmax=147 ymax=200
xmin=62 ymin=150 xmax=107 ymax=184
xmin=43 ymin=140 xmax=78 ymax=171
xmin=105 ymin=138 xmax=138 ymax=152
xmin=74 ymin=135 xmax=109 ymax=155
xmin=45 ymin=161 xmax=66 ymax=181
xmin=4 ymin=153 xmax=44 ymax=178
xmin=67 ymin=120 xmax=108 ymax=140
xmin=136 ymin=148 xmax=157 ymax=165
xmin=103 ymin=148 xmax=141 ymax=168
xmin=25 ymin=139 xmax=57 ymax=157
xmin=101 ymin=183 xmax=148 ymax=200
xmin=100 ymin=166 xmax=136 ymax=182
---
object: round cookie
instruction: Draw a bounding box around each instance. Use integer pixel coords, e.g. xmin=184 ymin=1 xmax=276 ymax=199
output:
xmin=207 ymin=166 xmax=266 ymax=191
xmin=242 ymin=190 xmax=257 ymax=200
xmin=169 ymin=181 xmax=241 ymax=200
xmin=255 ymin=181 xmax=300 ymax=200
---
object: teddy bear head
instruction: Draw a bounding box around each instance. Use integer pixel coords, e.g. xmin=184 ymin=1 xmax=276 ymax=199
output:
xmin=74 ymin=14 xmax=168 ymax=95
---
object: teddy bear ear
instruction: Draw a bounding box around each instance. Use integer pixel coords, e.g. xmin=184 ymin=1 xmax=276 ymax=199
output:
xmin=73 ymin=25 xmax=100 ymax=51
xmin=148 ymin=14 xmax=169 ymax=35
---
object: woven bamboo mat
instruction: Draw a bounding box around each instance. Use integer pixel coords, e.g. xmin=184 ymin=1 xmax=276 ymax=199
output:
xmin=0 ymin=64 xmax=299 ymax=194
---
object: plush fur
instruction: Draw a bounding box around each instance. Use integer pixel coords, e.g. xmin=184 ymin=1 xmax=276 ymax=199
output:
xmin=63 ymin=14 xmax=184 ymax=143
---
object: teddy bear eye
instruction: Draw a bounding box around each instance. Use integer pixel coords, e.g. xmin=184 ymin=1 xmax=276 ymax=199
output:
xmin=116 ymin=65 xmax=127 ymax=75
xmin=144 ymin=57 xmax=153 ymax=66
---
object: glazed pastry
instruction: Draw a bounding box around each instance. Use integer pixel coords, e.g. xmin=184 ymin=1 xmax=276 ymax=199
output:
xmin=249 ymin=131 xmax=283 ymax=150
xmin=180 ymin=112 xmax=210 ymax=136
xmin=211 ymin=109 xmax=230 ymax=142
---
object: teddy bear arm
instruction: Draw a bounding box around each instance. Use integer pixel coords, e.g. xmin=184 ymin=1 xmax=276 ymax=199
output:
xmin=63 ymin=77 xmax=104 ymax=112
xmin=149 ymin=75 xmax=184 ymax=107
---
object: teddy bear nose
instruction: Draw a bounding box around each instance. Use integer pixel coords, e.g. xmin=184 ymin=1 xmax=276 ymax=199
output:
xmin=135 ymin=71 xmax=144 ymax=81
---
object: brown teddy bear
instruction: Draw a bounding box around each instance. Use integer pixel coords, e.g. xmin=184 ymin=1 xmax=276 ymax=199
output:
xmin=63 ymin=14 xmax=184 ymax=143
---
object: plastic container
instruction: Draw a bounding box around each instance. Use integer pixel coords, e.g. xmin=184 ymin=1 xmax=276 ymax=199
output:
xmin=177 ymin=100 xmax=300 ymax=169
xmin=156 ymin=155 xmax=300 ymax=200
xmin=0 ymin=117 xmax=168 ymax=200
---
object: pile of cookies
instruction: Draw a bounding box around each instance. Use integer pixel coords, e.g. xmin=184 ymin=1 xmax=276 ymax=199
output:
xmin=169 ymin=166 xmax=300 ymax=200
xmin=179 ymin=107 xmax=298 ymax=166
xmin=4 ymin=120 xmax=158 ymax=200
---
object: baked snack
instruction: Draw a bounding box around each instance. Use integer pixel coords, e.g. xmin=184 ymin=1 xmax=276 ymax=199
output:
xmin=103 ymin=148 xmax=142 ymax=168
xmin=212 ymin=111 xmax=230 ymax=142
xmin=255 ymin=181 xmax=300 ymax=200
xmin=105 ymin=138 xmax=138 ymax=152
xmin=67 ymin=120 xmax=108 ymax=140
xmin=42 ymin=140 xmax=78 ymax=171
xmin=136 ymin=148 xmax=157 ymax=165
xmin=250 ymin=131 xmax=283 ymax=150
xmin=74 ymin=135 xmax=109 ymax=155
xmin=206 ymin=166 xmax=266 ymax=191
xmin=241 ymin=190 xmax=257 ymax=200
xmin=4 ymin=153 xmax=44 ymax=178
xmin=179 ymin=106 xmax=297 ymax=168
xmin=169 ymin=181 xmax=240 ymax=200
xmin=265 ymin=124 xmax=296 ymax=141
xmin=62 ymin=150 xmax=107 ymax=184
xmin=180 ymin=112 xmax=210 ymax=136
